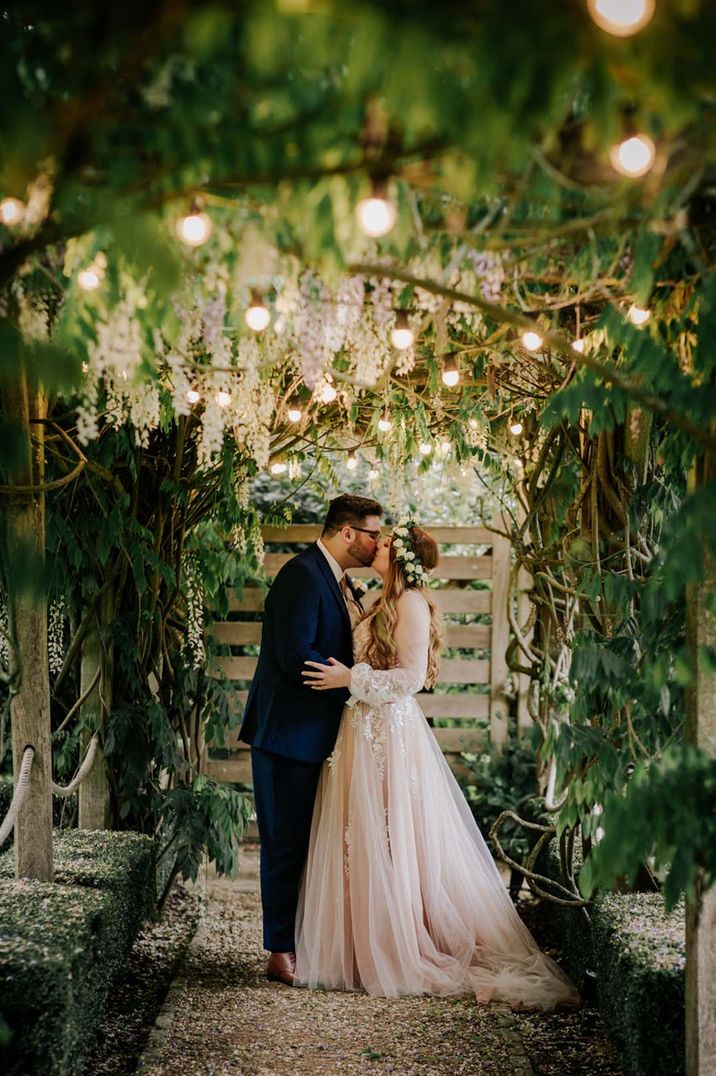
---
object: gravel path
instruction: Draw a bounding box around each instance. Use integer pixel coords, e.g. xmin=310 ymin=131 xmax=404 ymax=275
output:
xmin=136 ymin=845 xmax=624 ymax=1076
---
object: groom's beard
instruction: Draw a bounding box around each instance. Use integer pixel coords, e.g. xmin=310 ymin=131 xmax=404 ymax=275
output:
xmin=346 ymin=539 xmax=376 ymax=567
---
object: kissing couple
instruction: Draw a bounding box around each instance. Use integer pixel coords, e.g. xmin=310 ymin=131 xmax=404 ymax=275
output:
xmin=239 ymin=494 xmax=579 ymax=1010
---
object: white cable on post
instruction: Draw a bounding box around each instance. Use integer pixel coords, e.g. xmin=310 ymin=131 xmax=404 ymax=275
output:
xmin=51 ymin=734 xmax=99 ymax=798
xmin=0 ymin=745 xmax=35 ymax=848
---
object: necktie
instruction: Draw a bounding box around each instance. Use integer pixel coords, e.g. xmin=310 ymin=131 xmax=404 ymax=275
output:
xmin=340 ymin=575 xmax=362 ymax=615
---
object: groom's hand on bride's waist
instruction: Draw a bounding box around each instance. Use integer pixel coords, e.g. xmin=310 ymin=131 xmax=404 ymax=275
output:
xmin=303 ymin=657 xmax=351 ymax=691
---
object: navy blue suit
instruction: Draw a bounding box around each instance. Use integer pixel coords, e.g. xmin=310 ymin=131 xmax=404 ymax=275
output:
xmin=239 ymin=543 xmax=358 ymax=951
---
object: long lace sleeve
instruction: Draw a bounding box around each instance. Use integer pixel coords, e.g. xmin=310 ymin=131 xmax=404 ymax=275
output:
xmin=348 ymin=590 xmax=430 ymax=706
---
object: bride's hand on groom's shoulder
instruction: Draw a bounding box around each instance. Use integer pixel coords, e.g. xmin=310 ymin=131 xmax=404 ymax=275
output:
xmin=302 ymin=657 xmax=351 ymax=690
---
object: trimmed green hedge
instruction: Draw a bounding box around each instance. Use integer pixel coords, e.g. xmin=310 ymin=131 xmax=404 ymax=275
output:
xmin=0 ymin=829 xmax=155 ymax=1076
xmin=537 ymin=841 xmax=685 ymax=1076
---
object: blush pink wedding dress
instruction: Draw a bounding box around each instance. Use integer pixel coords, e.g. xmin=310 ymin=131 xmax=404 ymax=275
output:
xmin=294 ymin=589 xmax=579 ymax=1010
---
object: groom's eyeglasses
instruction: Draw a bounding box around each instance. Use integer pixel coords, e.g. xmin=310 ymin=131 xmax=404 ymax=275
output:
xmin=351 ymin=527 xmax=382 ymax=541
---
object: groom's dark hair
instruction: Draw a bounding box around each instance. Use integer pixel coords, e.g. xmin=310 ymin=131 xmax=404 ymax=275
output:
xmin=322 ymin=494 xmax=383 ymax=537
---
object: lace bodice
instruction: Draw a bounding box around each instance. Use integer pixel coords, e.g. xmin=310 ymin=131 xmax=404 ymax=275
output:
xmin=348 ymin=589 xmax=430 ymax=707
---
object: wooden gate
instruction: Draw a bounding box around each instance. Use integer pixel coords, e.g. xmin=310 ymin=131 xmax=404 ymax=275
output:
xmin=205 ymin=524 xmax=520 ymax=786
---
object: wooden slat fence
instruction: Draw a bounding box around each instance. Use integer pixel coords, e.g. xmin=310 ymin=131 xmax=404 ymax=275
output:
xmin=205 ymin=524 xmax=519 ymax=785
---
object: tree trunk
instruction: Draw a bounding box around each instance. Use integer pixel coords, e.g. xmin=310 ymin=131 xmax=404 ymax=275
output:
xmin=686 ymin=447 xmax=716 ymax=1076
xmin=1 ymin=373 xmax=53 ymax=880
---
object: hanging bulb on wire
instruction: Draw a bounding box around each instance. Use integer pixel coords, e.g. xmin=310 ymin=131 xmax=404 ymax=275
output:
xmin=245 ymin=289 xmax=271 ymax=332
xmin=287 ymin=400 xmax=303 ymax=423
xmin=356 ymin=176 xmax=396 ymax=238
xmin=509 ymin=417 xmax=524 ymax=436
xmin=441 ymin=353 xmax=460 ymax=387
xmin=176 ymin=207 xmax=213 ymax=247
xmin=215 ymin=390 xmax=232 ymax=408
xmin=186 ymin=388 xmax=201 ymax=404
xmin=346 ymin=453 xmax=358 ymax=471
xmin=419 ymin=442 xmax=432 ymax=456
xmin=0 ymin=197 xmax=25 ymax=226
xmin=270 ymin=461 xmax=288 ymax=475
xmin=588 ymin=0 xmax=655 ymax=37
xmin=521 ymin=329 xmax=543 ymax=352
xmin=377 ymin=410 xmax=392 ymax=433
xmin=610 ymin=134 xmax=656 ymax=178
xmin=391 ymin=310 xmax=414 ymax=350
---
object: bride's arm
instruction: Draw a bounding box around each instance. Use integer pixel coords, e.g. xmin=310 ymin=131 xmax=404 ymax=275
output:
xmin=348 ymin=590 xmax=430 ymax=705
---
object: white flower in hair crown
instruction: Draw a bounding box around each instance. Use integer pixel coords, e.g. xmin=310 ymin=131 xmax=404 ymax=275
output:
xmin=391 ymin=519 xmax=430 ymax=587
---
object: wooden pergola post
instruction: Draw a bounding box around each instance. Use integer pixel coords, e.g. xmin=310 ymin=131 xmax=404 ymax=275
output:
xmin=1 ymin=373 xmax=53 ymax=880
xmin=685 ymin=447 xmax=716 ymax=1076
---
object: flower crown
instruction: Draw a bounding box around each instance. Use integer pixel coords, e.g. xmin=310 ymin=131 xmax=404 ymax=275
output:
xmin=391 ymin=519 xmax=430 ymax=587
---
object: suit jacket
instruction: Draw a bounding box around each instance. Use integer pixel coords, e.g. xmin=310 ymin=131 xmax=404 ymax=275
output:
xmin=239 ymin=543 xmax=361 ymax=764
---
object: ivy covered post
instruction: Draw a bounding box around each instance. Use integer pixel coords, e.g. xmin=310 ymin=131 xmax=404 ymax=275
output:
xmin=686 ymin=447 xmax=716 ymax=1076
xmin=78 ymin=611 xmax=110 ymax=829
xmin=0 ymin=372 xmax=53 ymax=880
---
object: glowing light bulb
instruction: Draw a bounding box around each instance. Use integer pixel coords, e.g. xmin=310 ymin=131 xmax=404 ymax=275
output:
xmin=215 ymin=390 xmax=231 ymax=408
xmin=439 ymin=440 xmax=451 ymax=456
xmin=441 ymin=354 xmax=460 ymax=387
xmin=588 ymin=0 xmax=654 ymax=37
xmin=610 ymin=134 xmax=656 ymax=178
xmin=572 ymin=338 xmax=585 ymax=353
xmin=270 ymin=461 xmax=288 ymax=475
xmin=419 ymin=442 xmax=432 ymax=456
xmin=521 ymin=330 xmax=543 ymax=351
xmin=187 ymin=388 xmax=201 ymax=404
xmin=176 ymin=211 xmax=212 ymax=247
xmin=510 ymin=419 xmax=524 ymax=436
xmin=287 ymin=403 xmax=302 ymax=423
xmin=320 ymin=380 xmax=338 ymax=404
xmin=377 ymin=411 xmax=392 ymax=433
xmin=391 ymin=310 xmax=414 ymax=350
xmin=356 ymin=195 xmax=396 ymax=238
xmin=627 ymin=303 xmax=651 ymax=326
xmin=0 ymin=197 xmax=25 ymax=226
xmin=245 ymin=290 xmax=271 ymax=332
xmin=77 ymin=268 xmax=101 ymax=291
xmin=346 ymin=454 xmax=358 ymax=471
xmin=368 ymin=468 xmax=379 ymax=481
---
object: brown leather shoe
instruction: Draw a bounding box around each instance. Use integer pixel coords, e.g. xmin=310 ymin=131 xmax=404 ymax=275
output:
xmin=266 ymin=951 xmax=295 ymax=986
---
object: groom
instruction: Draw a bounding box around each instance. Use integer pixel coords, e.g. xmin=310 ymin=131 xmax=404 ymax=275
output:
xmin=239 ymin=493 xmax=383 ymax=985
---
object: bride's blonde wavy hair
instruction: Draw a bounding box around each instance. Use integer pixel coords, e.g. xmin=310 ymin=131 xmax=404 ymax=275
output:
xmin=360 ymin=525 xmax=443 ymax=688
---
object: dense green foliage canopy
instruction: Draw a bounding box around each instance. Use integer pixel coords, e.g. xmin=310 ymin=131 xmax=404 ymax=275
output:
xmin=1 ymin=0 xmax=716 ymax=903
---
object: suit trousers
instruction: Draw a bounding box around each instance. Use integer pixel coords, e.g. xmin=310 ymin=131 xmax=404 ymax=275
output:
xmin=251 ymin=746 xmax=323 ymax=952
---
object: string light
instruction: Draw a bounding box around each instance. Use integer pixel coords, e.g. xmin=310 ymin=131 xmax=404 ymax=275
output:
xmin=419 ymin=442 xmax=432 ymax=456
xmin=186 ymin=388 xmax=201 ymax=404
xmin=270 ymin=461 xmax=288 ymax=475
xmin=356 ymin=177 xmax=396 ymax=238
xmin=572 ymin=338 xmax=585 ymax=353
xmin=390 ymin=310 xmax=414 ymax=350
xmin=627 ymin=303 xmax=651 ymax=326
xmin=521 ymin=330 xmax=543 ymax=351
xmin=587 ymin=0 xmax=655 ymax=37
xmin=377 ymin=410 xmax=392 ymax=433
xmin=320 ymin=378 xmax=337 ymax=404
xmin=509 ymin=418 xmax=524 ymax=436
xmin=346 ymin=453 xmax=358 ymax=471
xmin=610 ymin=134 xmax=656 ymax=178
xmin=176 ymin=210 xmax=213 ymax=247
xmin=441 ymin=354 xmax=460 ymax=387
xmin=215 ymin=390 xmax=231 ymax=408
xmin=368 ymin=467 xmax=379 ymax=481
xmin=287 ymin=401 xmax=303 ymax=423
xmin=245 ymin=289 xmax=271 ymax=332
xmin=439 ymin=440 xmax=451 ymax=456
xmin=77 ymin=267 xmax=102 ymax=291
xmin=0 ymin=197 xmax=25 ymax=226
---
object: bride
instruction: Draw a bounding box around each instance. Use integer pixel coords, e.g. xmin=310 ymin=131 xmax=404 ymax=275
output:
xmin=299 ymin=520 xmax=579 ymax=1010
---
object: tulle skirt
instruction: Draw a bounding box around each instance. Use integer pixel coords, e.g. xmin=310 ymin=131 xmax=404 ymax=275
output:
xmin=294 ymin=695 xmax=579 ymax=1011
